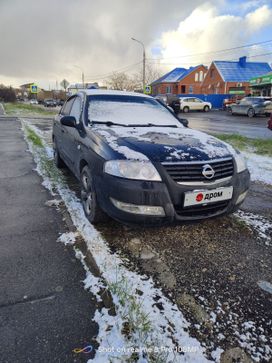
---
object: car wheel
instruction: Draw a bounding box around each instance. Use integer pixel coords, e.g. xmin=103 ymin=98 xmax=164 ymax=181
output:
xmin=53 ymin=139 xmax=65 ymax=168
xmin=203 ymin=105 xmax=210 ymax=112
xmin=80 ymin=165 xmax=108 ymax=224
xmin=247 ymin=108 xmax=255 ymax=118
xmin=183 ymin=106 xmax=189 ymax=113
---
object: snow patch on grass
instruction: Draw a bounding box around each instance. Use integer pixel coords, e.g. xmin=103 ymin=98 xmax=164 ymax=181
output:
xmin=242 ymin=151 xmax=272 ymax=185
xmin=235 ymin=210 xmax=272 ymax=245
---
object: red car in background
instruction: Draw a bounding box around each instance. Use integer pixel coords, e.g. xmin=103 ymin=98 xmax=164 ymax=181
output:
xmin=223 ymin=95 xmax=244 ymax=110
xmin=268 ymin=112 xmax=272 ymax=130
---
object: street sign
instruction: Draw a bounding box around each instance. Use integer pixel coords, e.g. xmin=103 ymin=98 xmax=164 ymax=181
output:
xmin=144 ymin=85 xmax=152 ymax=94
xmin=30 ymin=84 xmax=38 ymax=94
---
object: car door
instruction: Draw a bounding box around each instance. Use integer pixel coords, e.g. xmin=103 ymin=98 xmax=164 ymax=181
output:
xmin=56 ymin=96 xmax=76 ymax=166
xmin=194 ymin=98 xmax=204 ymax=110
xmin=235 ymin=99 xmax=248 ymax=114
xmin=53 ymin=97 xmax=74 ymax=157
xmin=63 ymin=95 xmax=84 ymax=173
xmin=188 ymin=98 xmax=197 ymax=110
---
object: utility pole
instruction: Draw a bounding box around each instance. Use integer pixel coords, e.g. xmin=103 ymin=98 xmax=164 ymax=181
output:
xmin=131 ymin=37 xmax=146 ymax=92
xmin=74 ymin=65 xmax=85 ymax=89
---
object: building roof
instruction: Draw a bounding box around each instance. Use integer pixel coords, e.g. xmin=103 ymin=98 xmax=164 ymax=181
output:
xmin=214 ymin=58 xmax=272 ymax=82
xmin=151 ymin=66 xmax=201 ymax=85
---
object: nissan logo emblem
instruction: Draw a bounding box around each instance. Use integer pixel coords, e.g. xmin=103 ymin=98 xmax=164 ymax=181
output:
xmin=202 ymin=164 xmax=215 ymax=179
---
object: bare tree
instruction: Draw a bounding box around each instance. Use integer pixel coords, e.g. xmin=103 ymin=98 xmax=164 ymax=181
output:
xmin=133 ymin=63 xmax=163 ymax=87
xmin=105 ymin=64 xmax=163 ymax=92
xmin=105 ymin=72 xmax=138 ymax=91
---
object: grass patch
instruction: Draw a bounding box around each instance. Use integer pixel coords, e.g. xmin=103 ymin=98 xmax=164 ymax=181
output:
xmin=24 ymin=125 xmax=64 ymax=189
xmin=25 ymin=126 xmax=43 ymax=147
xmin=4 ymin=102 xmax=57 ymax=116
xmin=215 ymin=134 xmax=272 ymax=156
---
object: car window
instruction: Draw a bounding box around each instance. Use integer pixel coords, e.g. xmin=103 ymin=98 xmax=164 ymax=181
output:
xmin=69 ymin=96 xmax=82 ymax=123
xmin=61 ymin=97 xmax=75 ymax=116
xmin=87 ymin=94 xmax=182 ymax=127
xmin=188 ymin=98 xmax=195 ymax=102
xmin=195 ymin=98 xmax=202 ymax=103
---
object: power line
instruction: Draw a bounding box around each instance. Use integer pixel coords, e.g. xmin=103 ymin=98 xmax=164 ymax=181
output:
xmin=147 ymin=39 xmax=272 ymax=61
xmin=84 ymin=61 xmax=142 ymax=81
xmin=146 ymin=51 xmax=272 ymax=66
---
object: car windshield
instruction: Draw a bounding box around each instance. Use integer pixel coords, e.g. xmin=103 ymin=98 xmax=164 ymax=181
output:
xmin=87 ymin=94 xmax=182 ymax=127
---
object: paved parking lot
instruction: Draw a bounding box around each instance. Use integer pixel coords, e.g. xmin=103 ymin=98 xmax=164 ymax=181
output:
xmin=24 ymin=116 xmax=272 ymax=361
xmin=181 ymin=109 xmax=271 ymax=139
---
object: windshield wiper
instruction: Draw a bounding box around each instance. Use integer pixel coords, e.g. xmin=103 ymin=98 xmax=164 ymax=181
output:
xmin=89 ymin=120 xmax=126 ymax=127
xmin=129 ymin=123 xmax=178 ymax=128
xmin=89 ymin=120 xmax=178 ymax=128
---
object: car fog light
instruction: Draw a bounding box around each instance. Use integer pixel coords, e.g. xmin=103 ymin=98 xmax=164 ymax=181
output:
xmin=110 ymin=198 xmax=165 ymax=216
xmin=236 ymin=190 xmax=248 ymax=205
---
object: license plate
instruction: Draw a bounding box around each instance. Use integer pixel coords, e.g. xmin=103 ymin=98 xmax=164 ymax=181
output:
xmin=184 ymin=186 xmax=233 ymax=207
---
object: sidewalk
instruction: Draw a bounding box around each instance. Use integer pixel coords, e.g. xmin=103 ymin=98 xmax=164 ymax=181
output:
xmin=0 ymin=118 xmax=97 ymax=362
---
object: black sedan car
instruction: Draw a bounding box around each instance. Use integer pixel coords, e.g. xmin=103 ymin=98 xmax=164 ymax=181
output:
xmin=53 ymin=90 xmax=250 ymax=226
xmin=44 ymin=99 xmax=57 ymax=107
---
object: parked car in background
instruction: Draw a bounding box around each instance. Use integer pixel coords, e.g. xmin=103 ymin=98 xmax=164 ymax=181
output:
xmin=57 ymin=99 xmax=65 ymax=106
xmin=179 ymin=97 xmax=212 ymax=113
xmin=44 ymin=99 xmax=57 ymax=107
xmin=154 ymin=94 xmax=180 ymax=114
xmin=52 ymin=89 xmax=249 ymax=226
xmin=229 ymin=97 xmax=272 ymax=117
xmin=29 ymin=99 xmax=38 ymax=105
xmin=223 ymin=95 xmax=243 ymax=110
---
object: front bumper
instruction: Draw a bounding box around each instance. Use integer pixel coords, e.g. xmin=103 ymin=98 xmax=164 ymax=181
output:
xmin=95 ymin=167 xmax=250 ymax=226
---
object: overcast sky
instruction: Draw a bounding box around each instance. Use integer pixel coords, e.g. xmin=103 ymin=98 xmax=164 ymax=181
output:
xmin=0 ymin=0 xmax=271 ymax=89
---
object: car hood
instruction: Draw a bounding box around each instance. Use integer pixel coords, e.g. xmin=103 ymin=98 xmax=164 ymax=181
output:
xmin=93 ymin=126 xmax=235 ymax=162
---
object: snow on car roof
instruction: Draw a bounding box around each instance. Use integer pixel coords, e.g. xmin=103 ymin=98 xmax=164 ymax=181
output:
xmin=82 ymin=89 xmax=152 ymax=98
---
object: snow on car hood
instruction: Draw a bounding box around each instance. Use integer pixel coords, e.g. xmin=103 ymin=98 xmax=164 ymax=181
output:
xmin=93 ymin=125 xmax=236 ymax=162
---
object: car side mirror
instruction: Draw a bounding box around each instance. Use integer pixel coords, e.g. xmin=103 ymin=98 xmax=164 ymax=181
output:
xmin=60 ymin=116 xmax=76 ymax=127
xmin=178 ymin=117 xmax=189 ymax=127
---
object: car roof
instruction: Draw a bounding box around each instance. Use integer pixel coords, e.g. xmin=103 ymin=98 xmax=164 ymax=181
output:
xmin=80 ymin=89 xmax=152 ymax=99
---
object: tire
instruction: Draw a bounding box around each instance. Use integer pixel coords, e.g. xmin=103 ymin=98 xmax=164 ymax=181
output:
xmin=247 ymin=108 xmax=255 ymax=118
xmin=183 ymin=106 xmax=189 ymax=113
xmin=53 ymin=139 xmax=65 ymax=169
xmin=203 ymin=105 xmax=210 ymax=112
xmin=80 ymin=165 xmax=108 ymax=224
xmin=229 ymin=107 xmax=234 ymax=115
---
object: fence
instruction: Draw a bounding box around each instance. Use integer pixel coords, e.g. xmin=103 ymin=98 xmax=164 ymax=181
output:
xmin=177 ymin=94 xmax=232 ymax=109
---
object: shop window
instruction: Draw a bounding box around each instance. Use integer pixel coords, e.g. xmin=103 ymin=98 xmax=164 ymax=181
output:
xmin=189 ymin=85 xmax=193 ymax=94
xmin=195 ymin=73 xmax=199 ymax=82
xmin=166 ymin=86 xmax=172 ymax=93
xmin=199 ymin=70 xmax=203 ymax=82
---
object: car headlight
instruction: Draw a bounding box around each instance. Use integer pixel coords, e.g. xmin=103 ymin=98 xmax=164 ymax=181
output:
xmin=234 ymin=153 xmax=247 ymax=173
xmin=104 ymin=160 xmax=162 ymax=181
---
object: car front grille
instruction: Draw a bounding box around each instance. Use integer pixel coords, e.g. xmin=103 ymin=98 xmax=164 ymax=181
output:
xmin=162 ymin=157 xmax=234 ymax=183
xmin=175 ymin=200 xmax=229 ymax=217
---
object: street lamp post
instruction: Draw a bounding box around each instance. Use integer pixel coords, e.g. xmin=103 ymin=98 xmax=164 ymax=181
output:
xmin=73 ymin=65 xmax=85 ymax=89
xmin=131 ymin=37 xmax=145 ymax=92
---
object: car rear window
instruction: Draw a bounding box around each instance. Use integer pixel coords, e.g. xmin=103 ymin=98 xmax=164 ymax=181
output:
xmin=87 ymin=95 xmax=181 ymax=127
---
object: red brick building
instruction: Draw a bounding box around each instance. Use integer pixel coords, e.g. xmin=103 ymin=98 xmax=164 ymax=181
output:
xmin=151 ymin=65 xmax=208 ymax=95
xmin=201 ymin=57 xmax=272 ymax=95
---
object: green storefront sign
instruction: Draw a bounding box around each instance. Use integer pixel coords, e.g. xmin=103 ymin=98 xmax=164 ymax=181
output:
xmin=229 ymin=90 xmax=245 ymax=94
xmin=250 ymin=73 xmax=272 ymax=86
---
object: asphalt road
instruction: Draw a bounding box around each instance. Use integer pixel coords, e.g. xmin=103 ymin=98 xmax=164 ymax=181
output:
xmin=0 ymin=118 xmax=98 ymax=362
xmin=180 ymin=110 xmax=272 ymax=139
